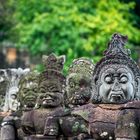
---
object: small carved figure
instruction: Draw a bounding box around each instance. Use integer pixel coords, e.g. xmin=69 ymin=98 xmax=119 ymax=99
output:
xmin=43 ymin=57 xmax=94 ymax=139
xmin=21 ymin=54 xmax=66 ymax=139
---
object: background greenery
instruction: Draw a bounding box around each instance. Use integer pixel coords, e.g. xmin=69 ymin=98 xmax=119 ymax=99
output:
xmin=0 ymin=0 xmax=140 ymax=72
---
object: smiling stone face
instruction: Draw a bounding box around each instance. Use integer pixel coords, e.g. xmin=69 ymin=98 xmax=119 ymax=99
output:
xmin=38 ymin=80 xmax=63 ymax=108
xmin=18 ymin=72 xmax=39 ymax=110
xmin=97 ymin=64 xmax=135 ymax=103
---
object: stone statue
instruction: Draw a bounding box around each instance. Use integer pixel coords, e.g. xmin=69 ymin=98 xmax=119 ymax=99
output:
xmin=93 ymin=33 xmax=140 ymax=103
xmin=21 ymin=54 xmax=66 ymax=139
xmin=3 ymin=68 xmax=30 ymax=112
xmin=0 ymin=68 xmax=30 ymax=140
xmin=66 ymin=57 xmax=95 ymax=107
xmin=43 ymin=57 xmax=94 ymax=139
xmin=72 ymin=33 xmax=140 ymax=140
xmin=115 ymin=100 xmax=140 ymax=140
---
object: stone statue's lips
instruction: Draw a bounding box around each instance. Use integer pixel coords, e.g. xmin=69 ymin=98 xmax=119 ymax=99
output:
xmin=109 ymin=91 xmax=125 ymax=103
xmin=42 ymin=97 xmax=54 ymax=104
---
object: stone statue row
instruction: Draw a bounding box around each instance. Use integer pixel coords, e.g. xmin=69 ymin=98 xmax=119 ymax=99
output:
xmin=0 ymin=33 xmax=140 ymax=140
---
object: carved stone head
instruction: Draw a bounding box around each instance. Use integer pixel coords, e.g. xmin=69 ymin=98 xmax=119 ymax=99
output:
xmin=93 ymin=33 xmax=140 ymax=103
xmin=18 ymin=71 xmax=39 ymax=110
xmin=37 ymin=54 xmax=66 ymax=108
xmin=3 ymin=68 xmax=30 ymax=112
xmin=66 ymin=58 xmax=95 ymax=106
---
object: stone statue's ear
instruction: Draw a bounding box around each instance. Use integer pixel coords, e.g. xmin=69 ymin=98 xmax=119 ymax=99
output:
xmin=93 ymin=75 xmax=96 ymax=84
xmin=135 ymin=77 xmax=140 ymax=99
xmin=91 ymin=77 xmax=99 ymax=103
xmin=6 ymin=69 xmax=12 ymax=78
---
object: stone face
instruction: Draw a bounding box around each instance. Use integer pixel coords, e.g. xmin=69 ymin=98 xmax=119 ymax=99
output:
xmin=97 ymin=64 xmax=135 ymax=103
xmin=37 ymin=70 xmax=65 ymax=108
xmin=18 ymin=71 xmax=40 ymax=110
xmin=66 ymin=57 xmax=95 ymax=106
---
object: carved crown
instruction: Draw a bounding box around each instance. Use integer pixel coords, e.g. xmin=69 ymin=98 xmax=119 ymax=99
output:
xmin=68 ymin=57 xmax=95 ymax=77
xmin=39 ymin=70 xmax=65 ymax=87
xmin=42 ymin=53 xmax=65 ymax=72
xmin=93 ymin=33 xmax=140 ymax=80
xmin=104 ymin=33 xmax=130 ymax=56
xmin=39 ymin=54 xmax=66 ymax=91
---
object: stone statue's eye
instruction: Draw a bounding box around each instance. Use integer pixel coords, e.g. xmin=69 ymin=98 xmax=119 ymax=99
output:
xmin=79 ymin=79 xmax=87 ymax=87
xmin=120 ymin=76 xmax=128 ymax=83
xmin=23 ymin=88 xmax=28 ymax=93
xmin=40 ymin=95 xmax=44 ymax=99
xmin=11 ymin=94 xmax=17 ymax=99
xmin=40 ymin=88 xmax=46 ymax=93
xmin=69 ymin=81 xmax=75 ymax=88
xmin=33 ymin=88 xmax=37 ymax=92
xmin=104 ymin=76 xmax=112 ymax=84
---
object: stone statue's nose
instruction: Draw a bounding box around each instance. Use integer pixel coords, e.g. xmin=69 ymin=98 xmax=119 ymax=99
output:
xmin=112 ymin=79 xmax=121 ymax=91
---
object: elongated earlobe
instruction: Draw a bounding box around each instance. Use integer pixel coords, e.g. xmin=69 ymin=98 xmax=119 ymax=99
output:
xmin=134 ymin=77 xmax=140 ymax=100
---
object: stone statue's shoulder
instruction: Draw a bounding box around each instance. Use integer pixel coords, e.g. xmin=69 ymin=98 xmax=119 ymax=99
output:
xmin=122 ymin=100 xmax=140 ymax=109
xmin=21 ymin=110 xmax=34 ymax=127
xmin=71 ymin=103 xmax=97 ymax=121
xmin=47 ymin=107 xmax=71 ymax=117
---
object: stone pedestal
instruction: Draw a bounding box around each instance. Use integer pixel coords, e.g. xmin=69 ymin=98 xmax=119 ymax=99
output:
xmin=24 ymin=135 xmax=56 ymax=140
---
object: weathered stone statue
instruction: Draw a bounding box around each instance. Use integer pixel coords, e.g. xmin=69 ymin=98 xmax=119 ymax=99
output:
xmin=21 ymin=54 xmax=66 ymax=139
xmin=92 ymin=33 xmax=140 ymax=103
xmin=43 ymin=57 xmax=94 ymax=139
xmin=0 ymin=68 xmax=30 ymax=140
xmin=3 ymin=68 xmax=30 ymax=112
xmin=115 ymin=100 xmax=140 ymax=140
xmin=66 ymin=57 xmax=95 ymax=107
xmin=72 ymin=33 xmax=140 ymax=140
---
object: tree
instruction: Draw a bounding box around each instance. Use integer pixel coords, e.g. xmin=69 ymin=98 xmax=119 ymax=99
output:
xmin=11 ymin=0 xmax=140 ymax=71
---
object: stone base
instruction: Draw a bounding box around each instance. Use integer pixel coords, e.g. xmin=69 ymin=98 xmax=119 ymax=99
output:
xmin=24 ymin=135 xmax=56 ymax=140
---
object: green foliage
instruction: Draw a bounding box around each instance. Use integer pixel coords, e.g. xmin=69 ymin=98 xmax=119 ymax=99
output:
xmin=10 ymin=0 xmax=140 ymax=71
xmin=0 ymin=0 xmax=14 ymax=42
